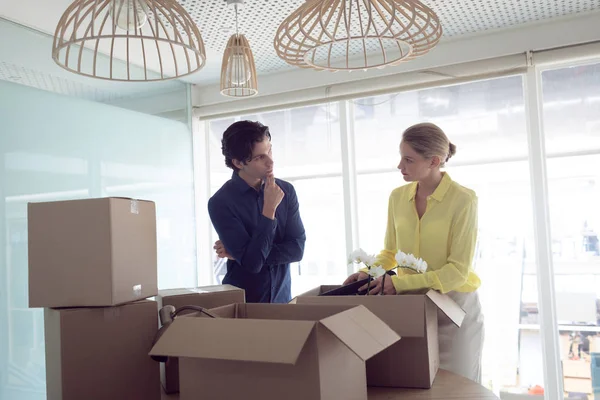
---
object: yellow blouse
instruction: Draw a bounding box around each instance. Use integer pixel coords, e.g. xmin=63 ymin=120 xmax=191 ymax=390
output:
xmin=376 ymin=172 xmax=481 ymax=294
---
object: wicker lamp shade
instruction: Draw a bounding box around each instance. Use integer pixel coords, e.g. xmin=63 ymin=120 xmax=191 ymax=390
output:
xmin=220 ymin=33 xmax=258 ymax=97
xmin=52 ymin=0 xmax=206 ymax=81
xmin=274 ymin=0 xmax=442 ymax=71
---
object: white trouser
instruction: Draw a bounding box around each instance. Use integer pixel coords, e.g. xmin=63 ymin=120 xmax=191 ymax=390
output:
xmin=438 ymin=290 xmax=485 ymax=383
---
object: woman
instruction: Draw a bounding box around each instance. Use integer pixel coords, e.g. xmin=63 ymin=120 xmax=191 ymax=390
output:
xmin=344 ymin=122 xmax=484 ymax=383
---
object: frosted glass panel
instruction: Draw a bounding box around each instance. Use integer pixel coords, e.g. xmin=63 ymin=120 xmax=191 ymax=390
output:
xmin=0 ymin=80 xmax=197 ymax=399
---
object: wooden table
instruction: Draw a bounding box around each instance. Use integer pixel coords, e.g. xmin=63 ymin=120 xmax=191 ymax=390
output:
xmin=161 ymin=369 xmax=498 ymax=400
xmin=368 ymin=370 xmax=499 ymax=399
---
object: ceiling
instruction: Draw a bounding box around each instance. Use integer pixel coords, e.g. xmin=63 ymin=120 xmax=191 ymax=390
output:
xmin=1 ymin=0 xmax=600 ymax=95
xmin=0 ymin=18 xmax=187 ymax=103
xmin=194 ymin=0 xmax=600 ymax=76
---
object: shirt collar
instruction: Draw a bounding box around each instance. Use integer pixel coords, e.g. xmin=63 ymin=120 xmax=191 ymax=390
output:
xmin=232 ymin=171 xmax=263 ymax=193
xmin=431 ymin=172 xmax=452 ymax=202
xmin=408 ymin=172 xmax=452 ymax=202
xmin=408 ymin=182 xmax=418 ymax=202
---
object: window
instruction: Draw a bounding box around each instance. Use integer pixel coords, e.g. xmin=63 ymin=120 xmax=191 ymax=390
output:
xmin=543 ymin=63 xmax=600 ymax=155
xmin=288 ymin=177 xmax=346 ymax=295
xmin=352 ymin=76 xmax=527 ymax=172
xmin=542 ymin=63 xmax=600 ymax=398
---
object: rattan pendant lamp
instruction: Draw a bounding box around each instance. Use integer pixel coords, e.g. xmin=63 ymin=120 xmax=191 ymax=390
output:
xmin=52 ymin=0 xmax=206 ymax=81
xmin=274 ymin=0 xmax=442 ymax=72
xmin=220 ymin=0 xmax=258 ymax=97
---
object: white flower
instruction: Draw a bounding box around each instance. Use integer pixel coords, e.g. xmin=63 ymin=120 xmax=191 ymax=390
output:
xmin=349 ymin=248 xmax=367 ymax=264
xmin=405 ymin=253 xmax=418 ymax=269
xmin=368 ymin=265 xmax=386 ymax=279
xmin=362 ymin=254 xmax=377 ymax=267
xmin=417 ymin=259 xmax=428 ymax=273
xmin=395 ymin=250 xmax=428 ymax=274
xmin=395 ymin=251 xmax=407 ymax=267
xmin=348 ymin=248 xmax=377 ymax=268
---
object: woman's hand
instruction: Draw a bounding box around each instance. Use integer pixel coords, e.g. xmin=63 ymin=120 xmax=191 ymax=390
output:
xmin=343 ymin=271 xmax=369 ymax=285
xmin=359 ymin=275 xmax=397 ymax=295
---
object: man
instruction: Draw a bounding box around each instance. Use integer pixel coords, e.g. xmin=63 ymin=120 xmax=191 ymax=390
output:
xmin=208 ymin=120 xmax=306 ymax=303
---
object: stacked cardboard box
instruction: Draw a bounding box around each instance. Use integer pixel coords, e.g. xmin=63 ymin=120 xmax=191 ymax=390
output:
xmin=29 ymin=197 xmax=249 ymax=400
xmin=562 ymin=359 xmax=593 ymax=394
xmin=28 ymin=197 xmax=161 ymax=400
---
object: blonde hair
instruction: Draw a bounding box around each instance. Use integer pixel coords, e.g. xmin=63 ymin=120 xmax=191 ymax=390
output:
xmin=401 ymin=122 xmax=456 ymax=167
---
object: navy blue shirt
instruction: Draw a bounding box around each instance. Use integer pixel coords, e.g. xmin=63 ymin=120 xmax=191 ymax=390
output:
xmin=208 ymin=172 xmax=306 ymax=303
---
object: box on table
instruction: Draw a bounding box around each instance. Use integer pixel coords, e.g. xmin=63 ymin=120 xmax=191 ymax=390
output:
xmin=156 ymin=285 xmax=246 ymax=394
xmin=149 ymin=303 xmax=400 ymax=400
xmin=28 ymin=197 xmax=158 ymax=308
xmin=564 ymin=377 xmax=593 ymax=394
xmin=563 ymin=359 xmax=592 ymax=379
xmin=44 ymin=299 xmax=160 ymax=400
xmin=499 ymin=390 xmax=544 ymax=399
xmin=291 ymin=286 xmax=465 ymax=388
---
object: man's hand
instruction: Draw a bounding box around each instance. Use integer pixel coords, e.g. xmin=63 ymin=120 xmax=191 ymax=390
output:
xmin=343 ymin=271 xmax=369 ymax=285
xmin=214 ymin=240 xmax=235 ymax=260
xmin=359 ymin=274 xmax=397 ymax=295
xmin=263 ymin=173 xmax=284 ymax=220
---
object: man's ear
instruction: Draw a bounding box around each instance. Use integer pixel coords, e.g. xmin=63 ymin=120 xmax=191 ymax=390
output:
xmin=232 ymin=159 xmax=245 ymax=170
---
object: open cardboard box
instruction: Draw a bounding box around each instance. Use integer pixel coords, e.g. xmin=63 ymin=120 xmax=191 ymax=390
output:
xmin=150 ymin=303 xmax=400 ymax=400
xmin=156 ymin=285 xmax=246 ymax=394
xmin=291 ymin=286 xmax=466 ymax=388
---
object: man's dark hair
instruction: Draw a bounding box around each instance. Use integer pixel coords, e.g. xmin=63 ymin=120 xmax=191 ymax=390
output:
xmin=221 ymin=120 xmax=271 ymax=171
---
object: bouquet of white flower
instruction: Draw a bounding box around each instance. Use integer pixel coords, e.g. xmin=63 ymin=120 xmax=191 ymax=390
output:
xmin=395 ymin=251 xmax=428 ymax=274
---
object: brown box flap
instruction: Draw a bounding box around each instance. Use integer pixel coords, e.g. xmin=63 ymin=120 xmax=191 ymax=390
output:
xmin=319 ymin=305 xmax=400 ymax=361
xmin=293 ymin=294 xmax=428 ymax=337
xmin=290 ymin=286 xmax=339 ymax=303
xmin=149 ymin=316 xmax=316 ymax=365
xmin=158 ymin=285 xmax=242 ymax=299
xmin=425 ymin=290 xmax=465 ymax=327
xmin=204 ymin=303 xmax=238 ymax=318
xmin=243 ymin=303 xmax=357 ymax=321
xmin=289 ymin=287 xmax=322 ymax=303
xmin=109 ymin=197 xmax=153 ymax=202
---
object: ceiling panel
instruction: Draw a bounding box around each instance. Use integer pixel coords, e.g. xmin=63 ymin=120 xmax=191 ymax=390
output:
xmin=185 ymin=0 xmax=600 ymax=77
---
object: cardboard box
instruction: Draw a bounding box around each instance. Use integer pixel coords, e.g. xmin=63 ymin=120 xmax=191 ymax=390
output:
xmin=156 ymin=285 xmax=246 ymax=394
xmin=150 ymin=303 xmax=401 ymax=400
xmin=563 ymin=359 xmax=592 ymax=379
xmin=499 ymin=390 xmax=544 ymax=399
xmin=28 ymin=197 xmax=158 ymax=307
xmin=291 ymin=286 xmax=465 ymax=388
xmin=44 ymin=300 xmax=160 ymax=400
xmin=564 ymin=377 xmax=592 ymax=394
